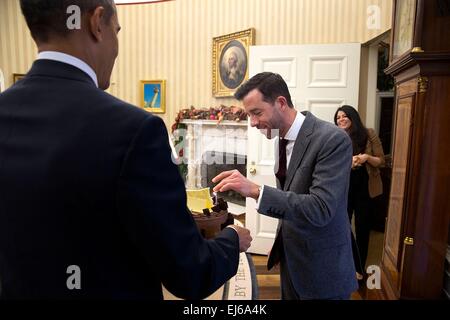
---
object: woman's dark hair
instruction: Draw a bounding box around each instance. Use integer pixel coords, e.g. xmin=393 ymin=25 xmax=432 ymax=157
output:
xmin=334 ymin=105 xmax=368 ymax=155
xmin=20 ymin=0 xmax=115 ymax=43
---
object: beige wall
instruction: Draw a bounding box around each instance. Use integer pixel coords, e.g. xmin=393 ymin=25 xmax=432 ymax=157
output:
xmin=0 ymin=0 xmax=37 ymax=87
xmin=0 ymin=0 xmax=392 ymax=128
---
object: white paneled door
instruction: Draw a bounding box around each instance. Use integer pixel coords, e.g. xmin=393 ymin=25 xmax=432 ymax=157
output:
xmin=246 ymin=44 xmax=361 ymax=254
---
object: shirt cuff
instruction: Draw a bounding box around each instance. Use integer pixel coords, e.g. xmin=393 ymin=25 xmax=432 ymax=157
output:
xmin=255 ymin=185 xmax=265 ymax=210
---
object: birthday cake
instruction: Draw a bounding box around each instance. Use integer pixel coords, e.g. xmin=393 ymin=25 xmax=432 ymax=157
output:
xmin=187 ymin=188 xmax=234 ymax=239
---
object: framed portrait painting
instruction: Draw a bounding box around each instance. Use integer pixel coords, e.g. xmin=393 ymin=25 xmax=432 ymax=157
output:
xmin=140 ymin=80 xmax=166 ymax=114
xmin=212 ymin=28 xmax=255 ymax=97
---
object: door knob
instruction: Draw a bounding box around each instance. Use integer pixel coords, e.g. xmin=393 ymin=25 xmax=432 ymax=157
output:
xmin=249 ymin=167 xmax=257 ymax=175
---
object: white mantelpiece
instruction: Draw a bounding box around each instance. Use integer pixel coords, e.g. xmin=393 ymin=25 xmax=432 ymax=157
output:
xmin=178 ymin=120 xmax=248 ymax=189
xmin=181 ymin=119 xmax=248 ymax=127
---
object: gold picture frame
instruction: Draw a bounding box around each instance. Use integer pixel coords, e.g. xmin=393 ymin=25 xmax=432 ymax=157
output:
xmin=212 ymin=28 xmax=255 ymax=97
xmin=140 ymin=80 xmax=166 ymax=114
xmin=13 ymin=73 xmax=25 ymax=83
xmin=391 ymin=0 xmax=417 ymax=62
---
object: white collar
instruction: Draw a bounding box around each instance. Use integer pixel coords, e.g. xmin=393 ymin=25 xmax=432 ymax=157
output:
xmin=283 ymin=111 xmax=305 ymax=142
xmin=37 ymin=51 xmax=98 ymax=87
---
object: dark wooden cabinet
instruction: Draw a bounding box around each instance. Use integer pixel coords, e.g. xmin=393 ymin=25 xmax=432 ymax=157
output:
xmin=381 ymin=0 xmax=450 ymax=299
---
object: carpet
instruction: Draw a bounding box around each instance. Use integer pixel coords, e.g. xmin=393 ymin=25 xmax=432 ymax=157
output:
xmin=163 ymin=252 xmax=257 ymax=300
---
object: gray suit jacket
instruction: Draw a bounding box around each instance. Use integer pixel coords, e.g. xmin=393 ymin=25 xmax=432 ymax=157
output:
xmin=259 ymin=112 xmax=358 ymax=299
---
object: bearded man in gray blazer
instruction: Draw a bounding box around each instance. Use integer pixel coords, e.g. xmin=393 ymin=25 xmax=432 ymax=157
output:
xmin=213 ymin=72 xmax=358 ymax=300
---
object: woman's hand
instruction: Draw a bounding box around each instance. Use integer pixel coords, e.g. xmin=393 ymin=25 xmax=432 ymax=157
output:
xmin=352 ymin=156 xmax=362 ymax=168
xmin=356 ymin=153 xmax=369 ymax=164
xmin=354 ymin=153 xmax=383 ymax=168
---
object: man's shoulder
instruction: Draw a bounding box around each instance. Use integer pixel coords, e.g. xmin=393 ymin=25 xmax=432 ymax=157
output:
xmin=94 ymin=89 xmax=136 ymax=108
xmin=80 ymin=86 xmax=152 ymax=120
xmin=1 ymin=79 xmax=151 ymax=121
xmin=309 ymin=114 xmax=345 ymax=136
xmin=306 ymin=113 xmax=351 ymax=147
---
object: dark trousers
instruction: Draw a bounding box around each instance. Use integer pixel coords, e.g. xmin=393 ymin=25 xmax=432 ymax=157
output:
xmin=279 ymin=253 xmax=300 ymax=300
xmin=348 ymin=166 xmax=372 ymax=274
xmin=279 ymin=253 xmax=351 ymax=300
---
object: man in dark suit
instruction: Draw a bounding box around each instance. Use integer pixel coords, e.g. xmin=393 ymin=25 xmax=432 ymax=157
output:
xmin=213 ymin=72 xmax=358 ymax=299
xmin=0 ymin=0 xmax=251 ymax=299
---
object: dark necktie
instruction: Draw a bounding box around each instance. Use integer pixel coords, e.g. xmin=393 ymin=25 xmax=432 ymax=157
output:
xmin=275 ymin=137 xmax=288 ymax=189
xmin=268 ymin=138 xmax=288 ymax=270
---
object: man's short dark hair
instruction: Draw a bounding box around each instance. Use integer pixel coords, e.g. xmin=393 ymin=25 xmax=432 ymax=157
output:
xmin=20 ymin=0 xmax=115 ymax=43
xmin=234 ymin=72 xmax=294 ymax=108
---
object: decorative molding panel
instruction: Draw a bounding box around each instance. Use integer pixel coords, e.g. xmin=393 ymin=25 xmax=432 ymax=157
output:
xmin=308 ymin=56 xmax=348 ymax=88
xmin=261 ymin=57 xmax=297 ymax=87
xmin=306 ymin=98 xmax=345 ymax=123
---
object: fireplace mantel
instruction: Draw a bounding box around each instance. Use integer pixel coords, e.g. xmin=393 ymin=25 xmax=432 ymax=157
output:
xmin=179 ymin=119 xmax=248 ymax=191
xmin=180 ymin=119 xmax=248 ymax=127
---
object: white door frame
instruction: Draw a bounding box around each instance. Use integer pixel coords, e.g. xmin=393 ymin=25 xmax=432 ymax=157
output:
xmin=0 ymin=69 xmax=5 ymax=93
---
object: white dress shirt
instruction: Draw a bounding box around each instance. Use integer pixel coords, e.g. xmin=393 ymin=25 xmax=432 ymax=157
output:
xmin=256 ymin=111 xmax=306 ymax=207
xmin=37 ymin=51 xmax=98 ymax=87
xmin=283 ymin=111 xmax=306 ymax=168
